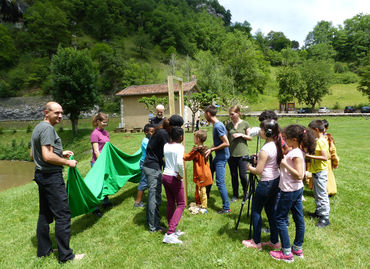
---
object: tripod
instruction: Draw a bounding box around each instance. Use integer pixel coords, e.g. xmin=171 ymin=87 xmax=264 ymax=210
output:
xmin=235 ymin=137 xmax=260 ymax=239
xmin=234 ymin=170 xmax=258 ymax=237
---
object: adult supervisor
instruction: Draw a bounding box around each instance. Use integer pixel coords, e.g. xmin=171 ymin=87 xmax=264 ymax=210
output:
xmin=30 ymin=102 xmax=85 ymax=263
xmin=149 ymin=104 xmax=166 ymax=127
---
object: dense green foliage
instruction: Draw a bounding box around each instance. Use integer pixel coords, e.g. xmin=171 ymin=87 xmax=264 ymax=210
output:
xmin=50 ymin=47 xmax=98 ymax=134
xmin=0 ymin=0 xmax=368 ymax=114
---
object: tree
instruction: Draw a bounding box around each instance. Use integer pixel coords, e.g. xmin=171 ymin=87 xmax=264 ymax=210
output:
xmin=230 ymin=21 xmax=252 ymax=37
xmin=121 ymin=59 xmax=158 ymax=89
xmin=266 ymin=31 xmax=292 ymax=51
xmin=357 ymin=64 xmax=370 ymax=101
xmin=297 ymin=60 xmax=332 ymax=109
xmin=277 ymin=67 xmax=305 ymax=104
xmin=24 ymin=1 xmax=70 ymax=56
xmin=307 ymin=43 xmax=337 ymax=61
xmin=220 ymin=30 xmax=269 ymax=96
xmin=184 ymin=92 xmax=216 ymax=132
xmin=138 ymin=95 xmax=169 ymax=114
xmin=0 ymin=25 xmax=18 ymax=69
xmin=280 ymin=48 xmax=300 ymax=66
xmin=304 ymin=21 xmax=337 ymax=48
xmin=50 ymin=47 xmax=98 ymax=134
xmin=133 ymin=27 xmax=151 ymax=57
xmin=193 ymin=50 xmax=231 ymax=95
xmin=334 ymin=13 xmax=370 ymax=64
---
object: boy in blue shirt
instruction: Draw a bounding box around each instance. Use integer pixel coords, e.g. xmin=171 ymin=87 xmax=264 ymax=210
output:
xmin=204 ymin=105 xmax=231 ymax=213
xmin=134 ymin=124 xmax=155 ymax=207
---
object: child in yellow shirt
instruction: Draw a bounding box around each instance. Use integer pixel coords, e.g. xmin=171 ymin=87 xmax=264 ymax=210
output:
xmin=306 ymin=120 xmax=330 ymax=228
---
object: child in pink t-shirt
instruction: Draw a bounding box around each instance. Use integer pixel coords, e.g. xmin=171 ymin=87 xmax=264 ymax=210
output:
xmin=91 ymin=112 xmax=110 ymax=166
xmin=90 ymin=112 xmax=111 ymax=217
xmin=270 ymin=125 xmax=316 ymax=263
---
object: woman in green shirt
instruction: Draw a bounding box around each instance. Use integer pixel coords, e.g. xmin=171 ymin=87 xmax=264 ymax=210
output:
xmin=226 ymin=105 xmax=252 ymax=202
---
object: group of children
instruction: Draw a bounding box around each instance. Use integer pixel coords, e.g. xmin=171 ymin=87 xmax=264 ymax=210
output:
xmin=242 ymin=117 xmax=338 ymax=263
xmin=133 ymin=110 xmax=339 ymax=262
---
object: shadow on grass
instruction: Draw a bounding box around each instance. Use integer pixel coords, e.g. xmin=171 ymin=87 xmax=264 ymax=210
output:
xmin=218 ymin=218 xmax=273 ymax=243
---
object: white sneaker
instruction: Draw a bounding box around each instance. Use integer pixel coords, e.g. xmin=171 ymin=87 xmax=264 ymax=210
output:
xmin=163 ymin=233 xmax=183 ymax=244
xmin=175 ymin=229 xmax=185 ymax=237
xmin=199 ymin=208 xmax=208 ymax=214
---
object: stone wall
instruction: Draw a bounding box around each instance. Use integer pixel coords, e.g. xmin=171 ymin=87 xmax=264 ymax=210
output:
xmin=0 ymin=96 xmax=99 ymax=121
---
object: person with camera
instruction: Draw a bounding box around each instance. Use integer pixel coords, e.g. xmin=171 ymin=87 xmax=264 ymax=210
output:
xmin=226 ymin=105 xmax=252 ymax=202
xmin=242 ymin=119 xmax=282 ymax=250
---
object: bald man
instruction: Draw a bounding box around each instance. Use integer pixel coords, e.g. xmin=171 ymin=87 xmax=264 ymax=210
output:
xmin=149 ymin=104 xmax=165 ymax=127
xmin=30 ymin=102 xmax=84 ymax=262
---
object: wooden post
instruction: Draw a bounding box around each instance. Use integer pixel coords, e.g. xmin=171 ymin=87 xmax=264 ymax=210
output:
xmin=120 ymin=97 xmax=125 ymax=128
xmin=167 ymin=76 xmax=188 ymax=206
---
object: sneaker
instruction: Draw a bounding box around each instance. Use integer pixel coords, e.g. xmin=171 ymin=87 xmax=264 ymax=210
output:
xmin=242 ymin=239 xmax=262 ymax=250
xmin=291 ymin=248 xmax=304 ymax=259
xmin=230 ymin=196 xmax=238 ymax=203
xmin=217 ymin=209 xmax=231 ymax=214
xmin=199 ymin=208 xmax=208 ymax=214
xmin=270 ymin=250 xmax=294 ymax=263
xmin=92 ymin=208 xmax=103 ymax=218
xmin=163 ymin=233 xmax=183 ymax=244
xmin=316 ymin=218 xmax=330 ymax=228
xmin=133 ymin=201 xmax=145 ymax=208
xmin=262 ymin=241 xmax=281 ymax=249
xmin=73 ymin=254 xmax=86 ymax=261
xmin=174 ymin=229 xmax=185 ymax=237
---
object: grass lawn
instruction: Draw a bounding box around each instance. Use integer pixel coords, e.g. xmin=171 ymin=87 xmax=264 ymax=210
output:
xmin=0 ymin=117 xmax=369 ymax=268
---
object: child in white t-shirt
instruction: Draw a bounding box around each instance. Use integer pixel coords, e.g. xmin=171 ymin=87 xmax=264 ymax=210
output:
xmin=162 ymin=126 xmax=186 ymax=244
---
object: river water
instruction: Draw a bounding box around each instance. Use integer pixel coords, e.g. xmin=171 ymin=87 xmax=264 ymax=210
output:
xmin=0 ymin=160 xmax=35 ymax=192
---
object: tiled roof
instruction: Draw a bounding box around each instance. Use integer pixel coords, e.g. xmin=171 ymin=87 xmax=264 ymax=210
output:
xmin=116 ymin=80 xmax=199 ymax=96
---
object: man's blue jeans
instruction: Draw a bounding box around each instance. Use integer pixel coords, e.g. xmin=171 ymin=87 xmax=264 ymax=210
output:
xmin=275 ymin=187 xmax=305 ymax=250
xmin=251 ymin=177 xmax=280 ymax=244
xmin=214 ymin=158 xmax=230 ymax=210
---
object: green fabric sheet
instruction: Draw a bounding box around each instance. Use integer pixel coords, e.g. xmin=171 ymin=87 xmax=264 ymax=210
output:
xmin=67 ymin=142 xmax=142 ymax=218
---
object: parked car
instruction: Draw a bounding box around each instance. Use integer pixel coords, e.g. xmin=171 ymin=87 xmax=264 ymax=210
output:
xmin=344 ymin=106 xmax=356 ymax=113
xmin=318 ymin=107 xmax=330 ymax=113
xmin=297 ymin=108 xmax=312 ymax=113
xmin=361 ymin=106 xmax=370 ymax=113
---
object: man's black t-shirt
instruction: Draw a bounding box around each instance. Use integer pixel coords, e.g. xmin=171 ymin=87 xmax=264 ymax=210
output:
xmin=149 ymin=116 xmax=165 ymax=127
xmin=143 ymin=128 xmax=169 ymax=170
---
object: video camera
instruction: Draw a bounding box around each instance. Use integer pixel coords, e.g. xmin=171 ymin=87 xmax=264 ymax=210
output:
xmin=242 ymin=154 xmax=257 ymax=166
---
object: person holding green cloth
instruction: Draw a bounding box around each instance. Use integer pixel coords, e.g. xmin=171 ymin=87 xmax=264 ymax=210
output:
xmin=226 ymin=105 xmax=252 ymax=202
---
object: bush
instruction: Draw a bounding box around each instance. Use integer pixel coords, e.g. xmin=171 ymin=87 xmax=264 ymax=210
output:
xmin=333 ymin=101 xmax=340 ymax=110
xmin=332 ymin=72 xmax=358 ymax=84
xmin=334 ymin=62 xmax=348 ymax=73
xmin=26 ymin=125 xmax=32 ymax=133
xmin=0 ymin=139 xmax=30 ymax=160
xmin=0 ymin=127 xmax=3 ymax=135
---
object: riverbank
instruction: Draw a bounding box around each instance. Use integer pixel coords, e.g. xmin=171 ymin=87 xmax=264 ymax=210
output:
xmin=0 ymin=117 xmax=369 ymax=268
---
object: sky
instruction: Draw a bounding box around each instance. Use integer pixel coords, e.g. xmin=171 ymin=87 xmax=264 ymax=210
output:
xmin=218 ymin=0 xmax=369 ymax=47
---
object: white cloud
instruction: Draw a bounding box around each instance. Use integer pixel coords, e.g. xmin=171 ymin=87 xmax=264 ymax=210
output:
xmin=219 ymin=0 xmax=369 ymax=46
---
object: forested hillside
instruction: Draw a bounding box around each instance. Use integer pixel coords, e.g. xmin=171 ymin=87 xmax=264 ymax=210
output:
xmin=0 ymin=0 xmax=369 ymax=111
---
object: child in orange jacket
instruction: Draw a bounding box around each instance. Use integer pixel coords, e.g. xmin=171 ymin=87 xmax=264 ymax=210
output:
xmin=184 ymin=130 xmax=213 ymax=213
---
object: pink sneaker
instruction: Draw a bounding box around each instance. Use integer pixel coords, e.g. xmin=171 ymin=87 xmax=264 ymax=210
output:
xmin=242 ymin=239 xmax=262 ymax=250
xmin=291 ymin=248 xmax=304 ymax=258
xmin=270 ymin=250 xmax=294 ymax=263
xmin=261 ymin=241 xmax=281 ymax=249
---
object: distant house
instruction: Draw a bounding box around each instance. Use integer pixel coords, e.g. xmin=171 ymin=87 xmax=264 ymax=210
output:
xmin=116 ymin=80 xmax=201 ymax=129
